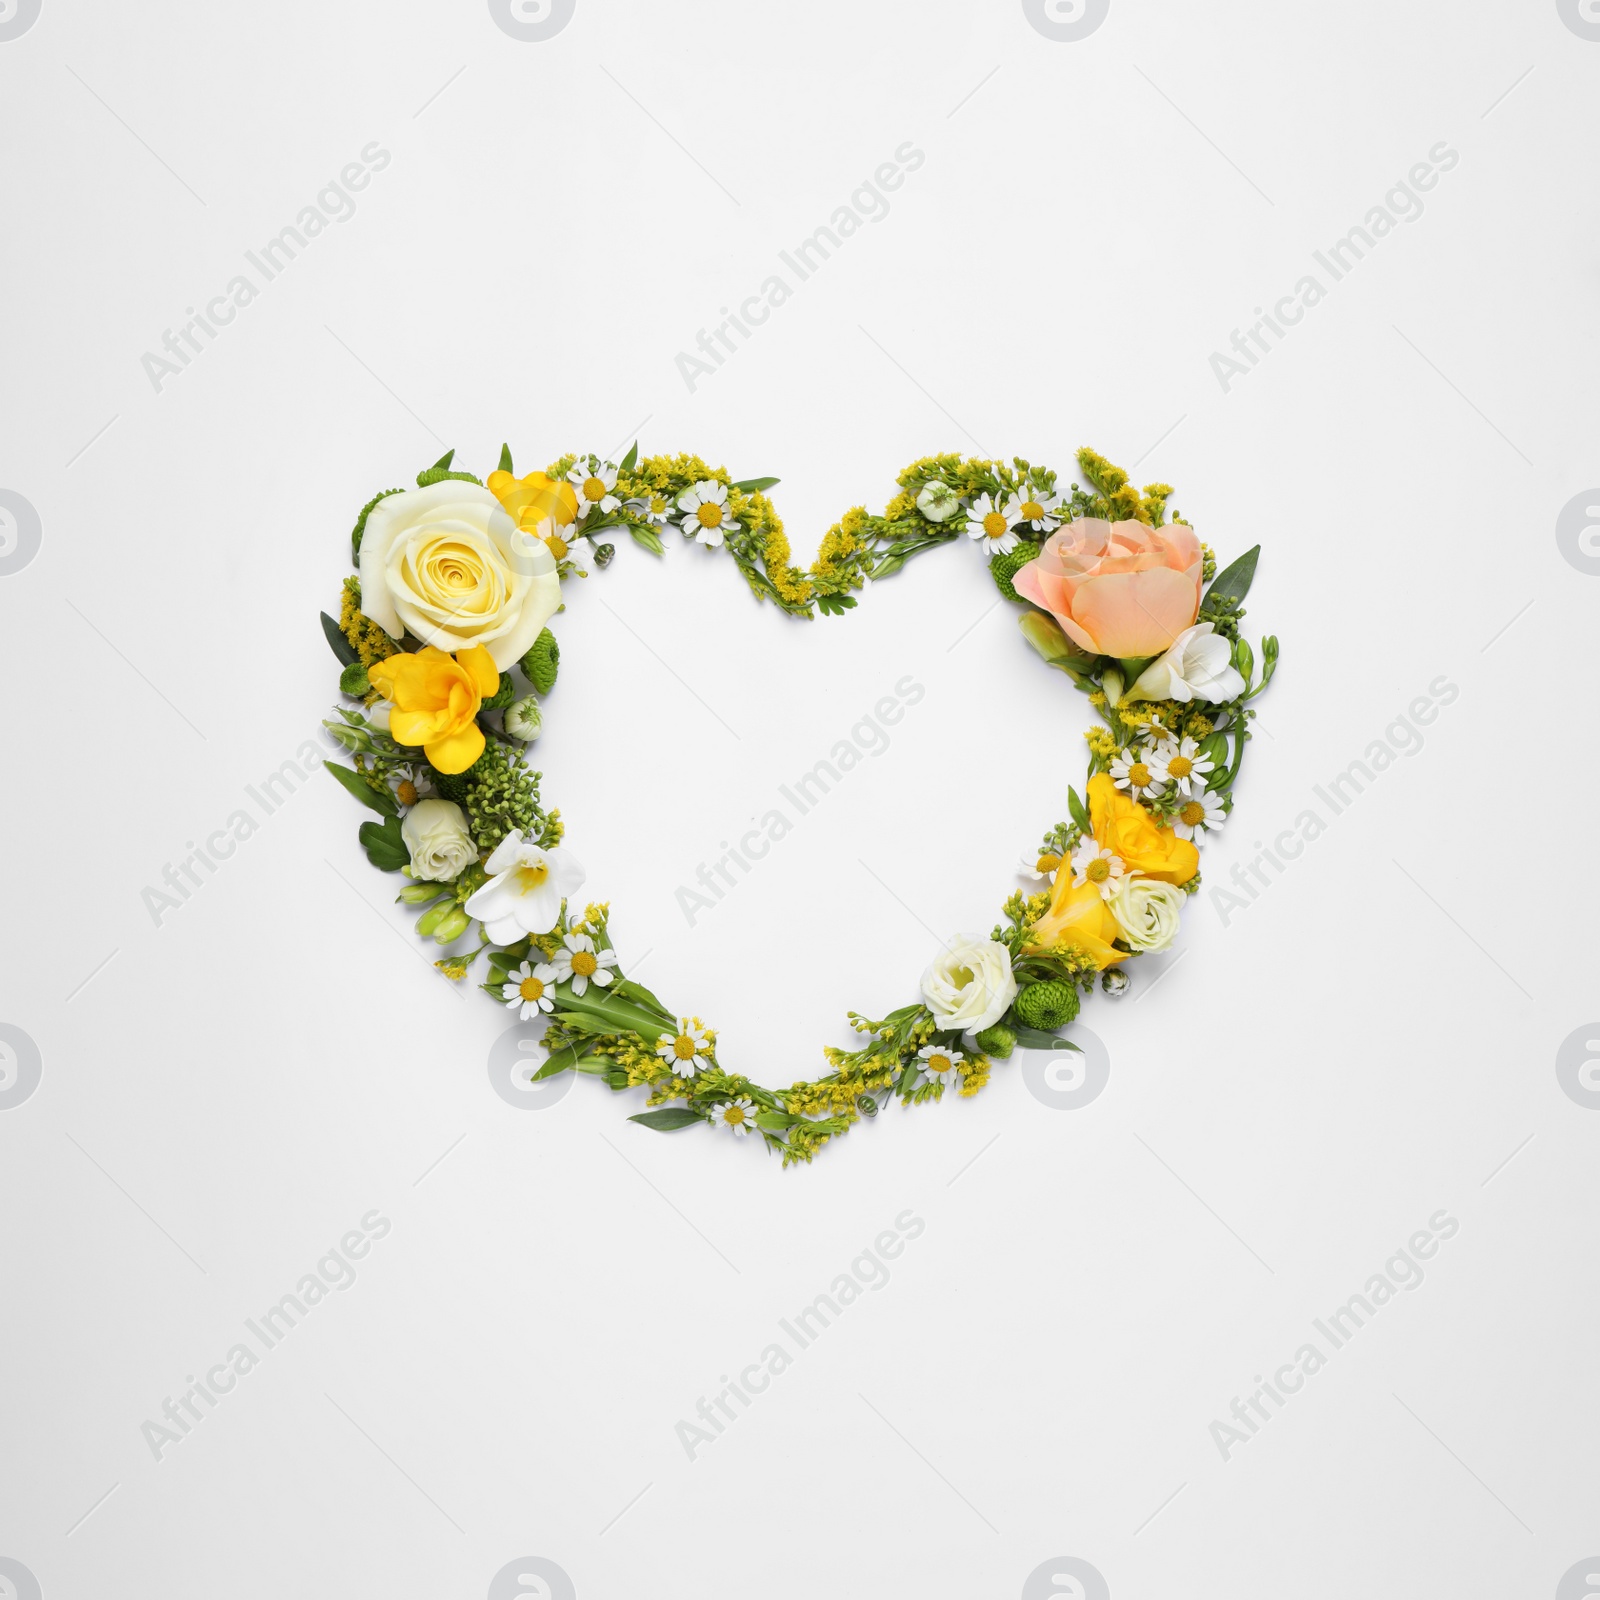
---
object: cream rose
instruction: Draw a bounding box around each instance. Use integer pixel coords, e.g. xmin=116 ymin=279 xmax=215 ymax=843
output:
xmin=1106 ymin=876 xmax=1185 ymax=953
xmin=401 ymin=799 xmax=479 ymax=883
xmin=920 ymin=935 xmax=1019 ymax=1033
xmin=358 ymin=482 xmax=561 ymax=671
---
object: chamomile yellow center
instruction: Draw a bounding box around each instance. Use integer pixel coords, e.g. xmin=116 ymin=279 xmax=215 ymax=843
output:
xmin=570 ymin=950 xmax=597 ymax=977
xmin=1168 ymin=755 xmax=1193 ymax=779
xmin=696 ymin=502 xmax=723 ymax=529
xmin=983 ymin=511 xmax=1008 ymax=538
xmin=1086 ymin=858 xmax=1110 ymax=883
xmin=396 ymin=780 xmax=418 ymax=807
xmin=514 ymin=861 xmax=550 ymax=892
xmin=673 ymin=1035 xmax=697 ymax=1060
xmin=927 ymin=1054 xmax=952 ymax=1073
xmin=545 ymin=533 xmax=569 ymax=560
xmin=724 ymin=1105 xmax=747 ymax=1125
xmin=1036 ymin=852 xmax=1062 ymax=874
xmin=1021 ymin=500 xmax=1044 ymax=521
xmin=519 ymin=975 xmax=544 ymax=1001
xmin=583 ymin=476 xmax=606 ymax=502
xmin=1180 ymin=801 xmax=1205 ymax=826
xmin=1128 ymin=762 xmax=1151 ymax=787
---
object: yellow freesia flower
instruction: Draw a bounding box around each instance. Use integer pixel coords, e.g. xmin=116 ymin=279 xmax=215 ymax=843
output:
xmin=487 ymin=469 xmax=578 ymax=532
xmin=368 ymin=644 xmax=499 ymax=774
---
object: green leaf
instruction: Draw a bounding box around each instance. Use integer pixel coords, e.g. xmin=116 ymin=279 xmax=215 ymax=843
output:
xmin=325 ymin=760 xmax=397 ymax=815
xmin=430 ymin=448 xmax=455 ymax=471
xmin=1011 ymin=1026 xmax=1079 ymax=1051
xmin=815 ymin=592 xmax=857 ymax=616
xmin=629 ymin=524 xmax=665 ymax=556
xmin=611 ymin=977 xmax=674 ymax=1022
xmin=338 ymin=661 xmax=370 ymax=697
xmin=732 ymin=476 xmax=779 ymax=493
xmin=497 ymin=442 xmax=513 ymax=474
xmin=618 ymin=440 xmax=639 ymax=472
xmin=359 ymin=815 xmax=408 ymax=871
xmin=1067 ymin=786 xmax=1092 ymax=835
xmin=532 ymin=1042 xmax=592 ymax=1080
xmin=629 ymin=1108 xmax=706 ymax=1132
xmin=755 ymin=1110 xmax=801 ymax=1132
xmin=1118 ymin=654 xmax=1155 ymax=685
xmin=321 ymin=612 xmax=358 ymax=666
xmin=1204 ymin=544 xmax=1260 ymax=609
xmin=552 ymin=987 xmax=676 ymax=1038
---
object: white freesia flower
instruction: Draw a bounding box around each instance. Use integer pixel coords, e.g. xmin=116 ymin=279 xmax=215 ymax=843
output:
xmin=1107 ymin=876 xmax=1186 ymax=953
xmin=463 ymin=830 xmax=585 ymax=941
xmin=400 ymin=799 xmax=478 ymax=882
xmin=357 ymin=481 xmax=561 ymax=671
xmin=916 ymin=481 xmax=961 ymax=523
xmin=919 ymin=936 xmax=1018 ymax=1033
xmin=1129 ymin=623 xmax=1246 ymax=705
xmin=549 ymin=931 xmax=617 ymax=996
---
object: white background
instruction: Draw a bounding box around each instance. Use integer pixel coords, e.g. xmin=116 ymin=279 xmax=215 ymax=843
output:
xmin=2 ymin=1 xmax=1597 ymax=1596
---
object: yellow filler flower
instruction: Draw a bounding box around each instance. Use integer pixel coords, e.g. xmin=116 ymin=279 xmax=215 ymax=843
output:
xmin=368 ymin=644 xmax=499 ymax=774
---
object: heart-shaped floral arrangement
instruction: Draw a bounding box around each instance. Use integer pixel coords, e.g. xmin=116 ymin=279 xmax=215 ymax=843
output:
xmin=321 ymin=444 xmax=1278 ymax=1164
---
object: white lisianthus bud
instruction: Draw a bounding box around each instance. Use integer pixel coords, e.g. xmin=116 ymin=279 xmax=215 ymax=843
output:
xmin=1106 ymin=875 xmax=1185 ymax=953
xmin=916 ymin=481 xmax=961 ymax=523
xmin=919 ymin=935 xmax=1019 ymax=1033
xmin=400 ymin=799 xmax=479 ymax=882
xmin=504 ymin=696 xmax=543 ymax=742
xmin=1101 ymin=667 xmax=1124 ymax=707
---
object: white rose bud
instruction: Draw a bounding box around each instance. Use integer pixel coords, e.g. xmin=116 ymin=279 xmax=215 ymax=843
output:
xmin=919 ymin=935 xmax=1019 ymax=1033
xmin=401 ymin=799 xmax=479 ymax=883
xmin=1106 ymin=876 xmax=1185 ymax=953
xmin=916 ymin=481 xmax=961 ymax=523
xmin=504 ymin=696 xmax=543 ymax=742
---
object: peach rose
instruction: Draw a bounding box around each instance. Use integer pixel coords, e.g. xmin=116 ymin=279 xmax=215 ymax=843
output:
xmin=1012 ymin=518 xmax=1204 ymax=659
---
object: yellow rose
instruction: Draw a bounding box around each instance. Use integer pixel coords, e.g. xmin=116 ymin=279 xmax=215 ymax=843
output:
xmin=1086 ymin=772 xmax=1198 ymax=885
xmin=358 ymin=481 xmax=560 ymax=671
xmin=368 ymin=644 xmax=500 ymax=773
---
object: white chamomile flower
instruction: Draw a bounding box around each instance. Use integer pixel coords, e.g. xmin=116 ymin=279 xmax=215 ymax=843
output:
xmin=1069 ymin=836 xmax=1127 ymax=900
xmin=548 ymin=930 xmax=618 ymax=996
xmin=676 ymin=479 xmax=740 ymax=548
xmin=710 ymin=1096 xmax=756 ymax=1136
xmin=629 ymin=491 xmax=674 ymax=527
xmin=657 ymin=1020 xmax=712 ymax=1077
xmin=562 ymin=534 xmax=598 ymax=575
xmin=917 ymin=1043 xmax=965 ymax=1087
xmin=1110 ymin=746 xmax=1166 ymax=800
xmin=385 ymin=764 xmax=435 ymax=809
xmin=1170 ymin=786 xmax=1226 ymax=841
xmin=568 ymin=460 xmax=620 ymax=518
xmin=1147 ymin=734 xmax=1215 ymax=796
xmin=1014 ymin=486 xmax=1062 ymax=533
xmin=1017 ymin=849 xmax=1064 ymax=882
xmin=965 ymin=491 xmax=1022 ymax=555
xmin=502 ymin=959 xmax=559 ymax=1019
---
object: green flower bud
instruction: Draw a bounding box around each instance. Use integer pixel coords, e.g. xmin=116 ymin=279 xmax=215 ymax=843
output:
xmin=504 ymin=696 xmax=543 ymax=742
xmin=974 ymin=1023 xmax=1017 ymax=1059
xmin=521 ymin=628 xmax=559 ymax=694
xmin=338 ymin=662 xmax=370 ymax=697
xmin=432 ymin=907 xmax=470 ymax=944
xmin=594 ymin=542 xmax=615 ymax=568
xmin=1014 ymin=980 xmax=1080 ymax=1031
xmin=415 ymin=903 xmax=449 ymax=937
xmin=480 ymin=672 xmax=514 ymax=711
xmin=397 ymin=883 xmax=444 ymax=905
